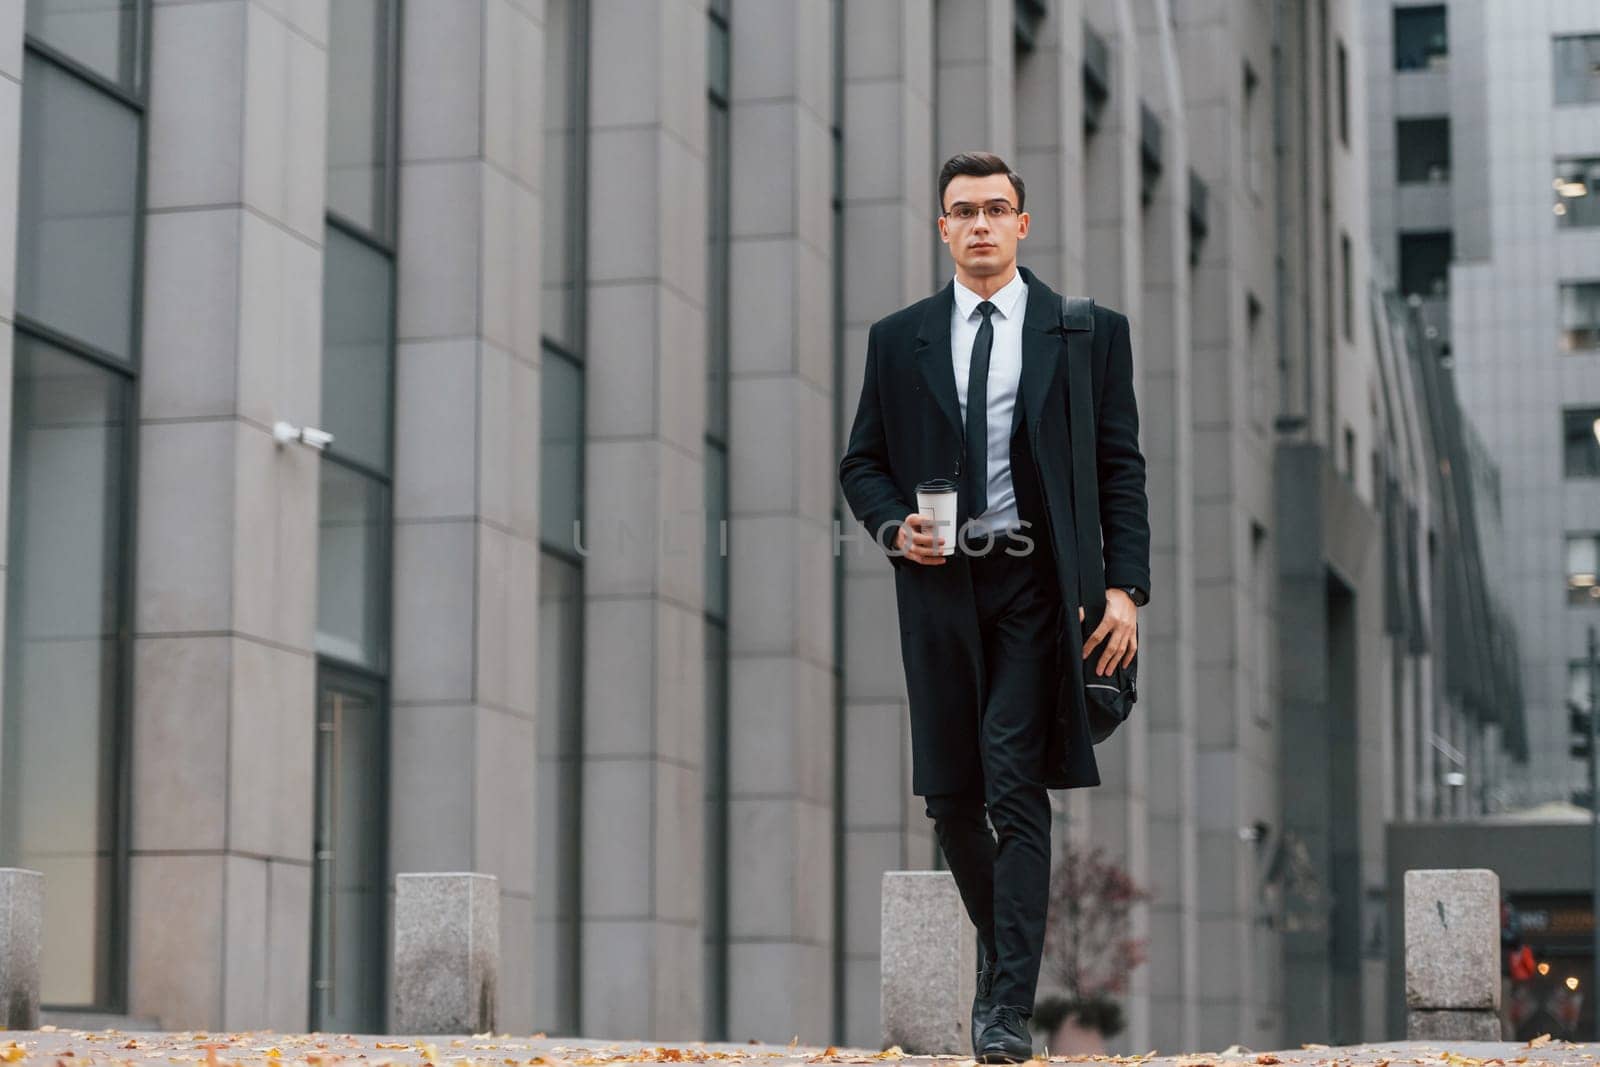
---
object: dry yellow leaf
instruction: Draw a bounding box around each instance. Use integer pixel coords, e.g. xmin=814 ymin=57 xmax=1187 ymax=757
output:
xmin=1526 ymin=1037 xmax=1552 ymax=1050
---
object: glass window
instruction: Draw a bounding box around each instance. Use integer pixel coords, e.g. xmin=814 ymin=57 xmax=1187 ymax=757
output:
xmin=534 ymin=552 xmax=581 ymax=1033
xmin=1 ymin=334 xmax=130 ymax=1006
xmin=1013 ymin=0 xmax=1047 ymax=53
xmin=1247 ymin=292 xmax=1266 ymax=432
xmin=1555 ymin=158 xmax=1600 ymax=229
xmin=1574 ymin=659 xmax=1597 ymax=711
xmin=311 ymin=669 xmax=388 ymax=1033
xmin=16 ymin=53 xmax=141 ymax=361
xmin=541 ymin=0 xmax=583 ymax=351
xmin=321 ymin=226 xmax=394 ymax=474
xmin=540 ymin=352 xmax=582 ymax=553
xmin=1336 ymin=42 xmax=1348 ymax=147
xmin=1564 ymin=407 xmax=1600 ymax=478
xmin=1561 ymin=281 xmax=1600 ymax=352
xmin=706 ymin=4 xmax=730 ymax=444
xmin=1396 ymin=117 xmax=1450 ymax=184
xmin=706 ymin=115 xmax=730 ymax=443
xmin=702 ymin=3 xmax=732 ymax=1037
xmin=707 ymin=12 xmax=729 ymax=102
xmin=325 ymin=0 xmax=394 ymax=240
xmin=701 ymin=615 xmax=729 ymax=1035
xmin=1399 ymin=231 xmax=1452 ymax=298
xmin=1243 ymin=64 xmax=1261 ymax=197
xmin=1568 ymin=534 xmax=1600 ymax=606
xmin=1554 ymin=34 xmax=1600 ymax=107
xmin=1394 ymin=5 xmax=1447 ymax=72
xmin=25 ymin=0 xmax=142 ymax=94
xmin=315 ymin=463 xmax=389 ymax=670
xmin=1340 ymin=232 xmax=1353 ymax=342
xmin=705 ymin=443 xmax=727 ymax=622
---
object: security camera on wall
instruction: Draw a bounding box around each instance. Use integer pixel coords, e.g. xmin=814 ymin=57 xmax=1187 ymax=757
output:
xmin=273 ymin=421 xmax=335 ymax=452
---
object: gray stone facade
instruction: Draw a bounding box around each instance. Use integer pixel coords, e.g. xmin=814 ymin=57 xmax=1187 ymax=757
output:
xmin=1365 ymin=0 xmax=1592 ymax=811
xmin=0 ymin=0 xmax=1527 ymax=1052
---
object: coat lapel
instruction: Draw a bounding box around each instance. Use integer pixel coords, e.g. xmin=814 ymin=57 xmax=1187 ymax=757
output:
xmin=1016 ymin=264 xmax=1066 ymax=446
xmin=913 ymin=280 xmax=964 ymax=447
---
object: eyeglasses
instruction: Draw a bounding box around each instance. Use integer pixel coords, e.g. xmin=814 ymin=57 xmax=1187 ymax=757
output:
xmin=941 ymin=200 xmax=1021 ymax=223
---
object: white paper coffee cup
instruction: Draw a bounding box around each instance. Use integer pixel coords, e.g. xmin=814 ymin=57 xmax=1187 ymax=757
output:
xmin=914 ymin=478 xmax=959 ymax=557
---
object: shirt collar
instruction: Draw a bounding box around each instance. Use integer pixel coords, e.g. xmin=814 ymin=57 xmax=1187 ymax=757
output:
xmin=952 ymin=267 xmax=1027 ymax=322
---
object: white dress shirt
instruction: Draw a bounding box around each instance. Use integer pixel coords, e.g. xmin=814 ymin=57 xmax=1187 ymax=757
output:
xmin=951 ymin=268 xmax=1027 ymax=535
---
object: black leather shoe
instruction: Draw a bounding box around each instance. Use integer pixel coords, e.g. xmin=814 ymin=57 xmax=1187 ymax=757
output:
xmin=976 ymin=1004 xmax=1033 ymax=1064
xmin=970 ymin=948 xmax=997 ymax=1057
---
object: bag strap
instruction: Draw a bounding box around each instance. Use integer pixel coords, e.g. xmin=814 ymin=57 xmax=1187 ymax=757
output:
xmin=1059 ymin=294 xmax=1104 ymax=612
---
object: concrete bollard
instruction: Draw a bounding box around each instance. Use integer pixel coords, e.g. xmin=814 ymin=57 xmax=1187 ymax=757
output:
xmin=881 ymin=871 xmax=977 ymax=1054
xmin=393 ymin=873 xmax=499 ymax=1034
xmin=1404 ymin=868 xmax=1502 ymax=1040
xmin=0 ymin=869 xmax=42 ymax=1031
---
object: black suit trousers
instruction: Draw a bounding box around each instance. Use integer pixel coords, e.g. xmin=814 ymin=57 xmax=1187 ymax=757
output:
xmin=923 ymin=534 xmax=1059 ymax=1012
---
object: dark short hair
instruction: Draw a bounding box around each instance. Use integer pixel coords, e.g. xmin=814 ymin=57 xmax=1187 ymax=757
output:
xmin=937 ymin=152 xmax=1025 ymax=213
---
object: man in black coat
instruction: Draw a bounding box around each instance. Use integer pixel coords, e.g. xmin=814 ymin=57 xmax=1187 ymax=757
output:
xmin=838 ymin=152 xmax=1150 ymax=1063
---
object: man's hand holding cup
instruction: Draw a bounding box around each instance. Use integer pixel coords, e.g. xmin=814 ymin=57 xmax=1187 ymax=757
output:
xmin=896 ymin=513 xmax=949 ymax=565
xmin=904 ymin=477 xmax=959 ymax=564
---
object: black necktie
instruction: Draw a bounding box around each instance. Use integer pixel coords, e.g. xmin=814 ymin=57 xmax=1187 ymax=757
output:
xmin=964 ymin=300 xmax=996 ymax=521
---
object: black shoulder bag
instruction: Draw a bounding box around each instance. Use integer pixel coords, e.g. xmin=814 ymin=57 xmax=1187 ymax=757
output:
xmin=1060 ymin=294 xmax=1138 ymax=744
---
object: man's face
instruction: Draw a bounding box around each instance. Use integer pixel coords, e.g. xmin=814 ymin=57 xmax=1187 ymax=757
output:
xmin=937 ymin=173 xmax=1029 ymax=277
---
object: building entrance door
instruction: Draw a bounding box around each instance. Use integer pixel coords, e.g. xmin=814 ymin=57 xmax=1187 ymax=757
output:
xmin=311 ymin=667 xmax=388 ymax=1033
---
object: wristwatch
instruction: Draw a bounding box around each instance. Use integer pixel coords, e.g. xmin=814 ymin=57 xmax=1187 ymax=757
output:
xmin=1122 ymin=585 xmax=1148 ymax=607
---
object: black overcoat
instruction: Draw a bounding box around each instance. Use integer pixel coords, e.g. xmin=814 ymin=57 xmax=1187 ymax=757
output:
xmin=838 ymin=265 xmax=1151 ymax=796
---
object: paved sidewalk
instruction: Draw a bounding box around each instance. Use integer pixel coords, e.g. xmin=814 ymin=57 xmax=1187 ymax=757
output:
xmin=0 ymin=1029 xmax=1594 ymax=1067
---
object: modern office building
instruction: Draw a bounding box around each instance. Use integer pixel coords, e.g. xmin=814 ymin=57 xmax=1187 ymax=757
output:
xmin=0 ymin=0 xmax=1522 ymax=1053
xmin=1364 ymin=0 xmax=1600 ymax=810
